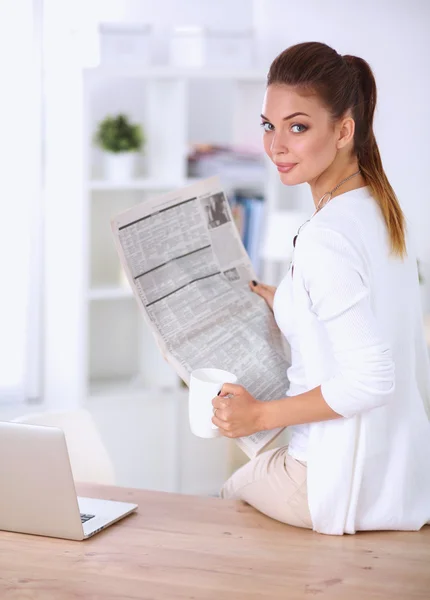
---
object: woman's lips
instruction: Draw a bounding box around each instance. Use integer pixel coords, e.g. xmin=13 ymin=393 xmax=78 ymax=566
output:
xmin=275 ymin=163 xmax=298 ymax=173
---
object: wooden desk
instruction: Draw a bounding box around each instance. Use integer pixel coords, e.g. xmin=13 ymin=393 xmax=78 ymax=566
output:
xmin=0 ymin=483 xmax=429 ymax=599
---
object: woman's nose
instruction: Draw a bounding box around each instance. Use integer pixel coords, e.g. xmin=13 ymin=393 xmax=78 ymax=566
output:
xmin=270 ymin=132 xmax=287 ymax=156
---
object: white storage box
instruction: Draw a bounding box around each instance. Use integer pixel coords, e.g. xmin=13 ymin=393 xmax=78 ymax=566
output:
xmin=99 ymin=23 xmax=152 ymax=67
xmin=205 ymin=29 xmax=255 ymax=69
xmin=170 ymin=27 xmax=254 ymax=69
xmin=170 ymin=27 xmax=205 ymax=68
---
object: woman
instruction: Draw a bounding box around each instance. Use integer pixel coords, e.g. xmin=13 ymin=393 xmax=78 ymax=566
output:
xmin=211 ymin=42 xmax=430 ymax=535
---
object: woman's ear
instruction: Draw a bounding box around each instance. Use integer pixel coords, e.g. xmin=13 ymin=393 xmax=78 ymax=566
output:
xmin=337 ymin=116 xmax=355 ymax=149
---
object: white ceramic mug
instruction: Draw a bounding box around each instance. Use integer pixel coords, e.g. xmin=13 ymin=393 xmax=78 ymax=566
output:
xmin=188 ymin=368 xmax=238 ymax=438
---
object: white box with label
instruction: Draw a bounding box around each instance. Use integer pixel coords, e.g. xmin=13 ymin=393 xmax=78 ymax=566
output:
xmin=169 ymin=27 xmax=254 ymax=69
xmin=99 ymin=23 xmax=152 ymax=67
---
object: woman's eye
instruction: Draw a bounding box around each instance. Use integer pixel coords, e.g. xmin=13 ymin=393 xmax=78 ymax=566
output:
xmin=291 ymin=123 xmax=307 ymax=133
xmin=260 ymin=121 xmax=274 ymax=132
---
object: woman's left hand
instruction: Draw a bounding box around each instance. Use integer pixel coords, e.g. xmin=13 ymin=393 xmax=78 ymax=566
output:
xmin=211 ymin=383 xmax=265 ymax=438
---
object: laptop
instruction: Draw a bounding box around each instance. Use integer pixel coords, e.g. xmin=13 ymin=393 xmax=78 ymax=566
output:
xmin=0 ymin=421 xmax=137 ymax=540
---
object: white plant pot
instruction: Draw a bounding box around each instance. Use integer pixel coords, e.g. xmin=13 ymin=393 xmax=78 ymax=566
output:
xmin=103 ymin=152 xmax=137 ymax=181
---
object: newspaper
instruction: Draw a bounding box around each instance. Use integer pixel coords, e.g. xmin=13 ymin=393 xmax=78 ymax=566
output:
xmin=111 ymin=176 xmax=291 ymax=459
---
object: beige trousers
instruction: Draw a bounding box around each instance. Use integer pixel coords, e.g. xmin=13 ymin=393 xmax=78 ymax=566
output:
xmin=221 ymin=445 xmax=313 ymax=529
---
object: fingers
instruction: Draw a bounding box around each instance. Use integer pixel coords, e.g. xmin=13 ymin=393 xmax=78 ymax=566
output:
xmin=257 ymin=283 xmax=275 ymax=294
xmin=249 ymin=280 xmax=270 ymax=290
xmin=218 ymin=382 xmax=243 ymax=397
xmin=249 ymin=280 xmax=271 ymax=298
xmin=212 ymin=397 xmax=231 ymax=426
xmin=212 ymin=396 xmax=227 ymax=410
xmin=211 ymin=413 xmax=224 ymax=428
xmin=211 ymin=412 xmax=234 ymax=435
xmin=249 ymin=280 xmax=261 ymax=293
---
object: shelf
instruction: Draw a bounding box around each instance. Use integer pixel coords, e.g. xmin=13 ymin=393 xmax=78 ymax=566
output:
xmin=71 ymin=54 xmax=272 ymax=411
xmin=89 ymin=286 xmax=133 ymax=301
xmin=88 ymin=376 xmax=185 ymax=400
xmin=85 ymin=66 xmax=267 ymax=82
xmin=88 ymin=176 xmax=265 ymax=192
xmin=88 ymin=177 xmax=199 ymax=192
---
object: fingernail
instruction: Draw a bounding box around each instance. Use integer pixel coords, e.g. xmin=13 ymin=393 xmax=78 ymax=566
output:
xmin=252 ymin=280 xmax=258 ymax=286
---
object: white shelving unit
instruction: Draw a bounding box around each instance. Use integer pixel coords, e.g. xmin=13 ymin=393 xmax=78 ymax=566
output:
xmin=86 ymin=66 xmax=281 ymax=492
xmin=42 ymin=61 xmax=291 ymax=492
xmin=42 ymin=59 xmax=292 ymax=404
xmin=43 ymin=63 xmax=291 ymax=408
xmin=81 ymin=65 xmax=275 ymax=399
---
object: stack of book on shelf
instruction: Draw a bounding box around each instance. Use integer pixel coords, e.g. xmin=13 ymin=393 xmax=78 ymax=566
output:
xmin=230 ymin=190 xmax=264 ymax=275
xmin=187 ymin=144 xmax=266 ymax=185
xmin=187 ymin=144 xmax=265 ymax=276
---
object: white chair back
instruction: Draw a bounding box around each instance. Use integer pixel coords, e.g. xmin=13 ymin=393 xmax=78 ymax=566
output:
xmin=12 ymin=409 xmax=115 ymax=485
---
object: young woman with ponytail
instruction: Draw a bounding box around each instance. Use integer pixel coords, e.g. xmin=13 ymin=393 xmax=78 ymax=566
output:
xmin=211 ymin=42 xmax=430 ymax=535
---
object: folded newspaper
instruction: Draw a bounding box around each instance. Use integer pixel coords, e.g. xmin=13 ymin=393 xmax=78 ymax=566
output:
xmin=111 ymin=176 xmax=291 ymax=458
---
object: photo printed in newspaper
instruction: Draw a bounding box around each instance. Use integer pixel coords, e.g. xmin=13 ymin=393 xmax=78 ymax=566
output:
xmin=111 ymin=176 xmax=291 ymax=458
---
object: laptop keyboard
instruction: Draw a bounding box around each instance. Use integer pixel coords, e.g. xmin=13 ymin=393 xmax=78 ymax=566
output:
xmin=80 ymin=513 xmax=95 ymax=524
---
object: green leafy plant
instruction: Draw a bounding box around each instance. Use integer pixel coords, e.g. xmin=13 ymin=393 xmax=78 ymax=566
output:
xmin=94 ymin=114 xmax=144 ymax=153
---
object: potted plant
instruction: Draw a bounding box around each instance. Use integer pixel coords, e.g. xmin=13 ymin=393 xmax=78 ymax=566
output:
xmin=94 ymin=114 xmax=144 ymax=181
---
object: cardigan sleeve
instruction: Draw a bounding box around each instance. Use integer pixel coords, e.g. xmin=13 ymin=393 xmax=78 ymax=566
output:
xmin=294 ymin=225 xmax=395 ymax=418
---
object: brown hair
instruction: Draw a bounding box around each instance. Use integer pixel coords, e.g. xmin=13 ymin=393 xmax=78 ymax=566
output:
xmin=267 ymin=42 xmax=406 ymax=257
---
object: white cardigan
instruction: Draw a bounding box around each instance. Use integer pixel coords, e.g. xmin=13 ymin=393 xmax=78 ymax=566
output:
xmin=290 ymin=186 xmax=430 ymax=535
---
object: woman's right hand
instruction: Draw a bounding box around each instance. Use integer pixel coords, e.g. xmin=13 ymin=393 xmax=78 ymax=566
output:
xmin=248 ymin=280 xmax=277 ymax=312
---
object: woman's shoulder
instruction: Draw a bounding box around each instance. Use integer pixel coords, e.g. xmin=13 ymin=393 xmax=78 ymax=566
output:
xmin=297 ymin=186 xmax=383 ymax=255
xmin=312 ymin=186 xmax=376 ymax=229
xmin=293 ymin=190 xmax=377 ymax=277
xmin=294 ymin=221 xmax=365 ymax=273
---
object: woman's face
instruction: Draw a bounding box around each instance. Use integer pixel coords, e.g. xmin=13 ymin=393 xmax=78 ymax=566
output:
xmin=261 ymin=84 xmax=343 ymax=185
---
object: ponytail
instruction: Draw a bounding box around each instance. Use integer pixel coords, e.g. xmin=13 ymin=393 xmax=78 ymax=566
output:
xmin=344 ymin=55 xmax=406 ymax=257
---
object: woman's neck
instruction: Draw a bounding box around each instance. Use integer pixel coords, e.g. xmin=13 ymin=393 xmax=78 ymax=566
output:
xmin=308 ymin=160 xmax=367 ymax=209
